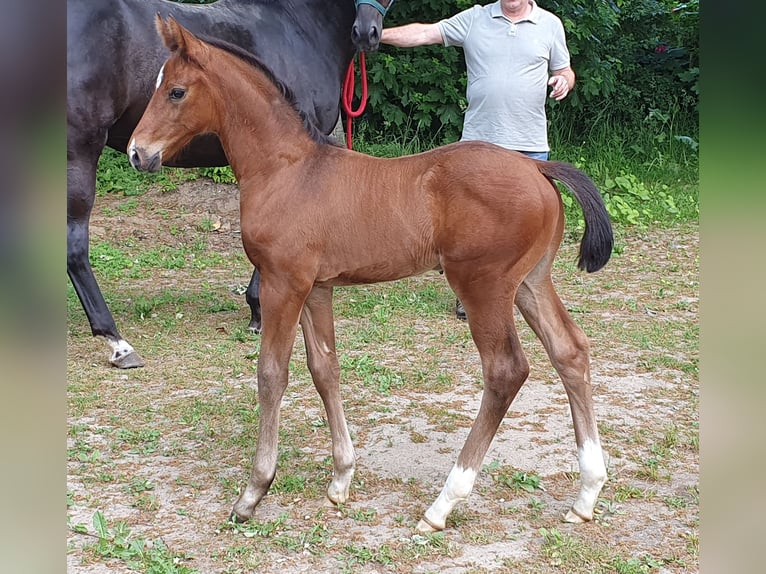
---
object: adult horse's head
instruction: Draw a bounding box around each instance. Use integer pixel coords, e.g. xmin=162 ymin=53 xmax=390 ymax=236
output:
xmin=351 ymin=0 xmax=396 ymax=51
xmin=129 ymin=15 xmax=216 ymax=172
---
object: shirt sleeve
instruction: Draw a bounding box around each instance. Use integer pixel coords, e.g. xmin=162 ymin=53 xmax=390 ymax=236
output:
xmin=438 ymin=5 xmax=479 ymax=47
xmin=548 ymin=16 xmax=571 ymax=71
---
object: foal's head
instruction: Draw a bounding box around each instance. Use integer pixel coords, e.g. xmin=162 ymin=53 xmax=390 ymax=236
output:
xmin=129 ymin=15 xmax=220 ymax=172
xmin=129 ymin=15 xmax=332 ymax=172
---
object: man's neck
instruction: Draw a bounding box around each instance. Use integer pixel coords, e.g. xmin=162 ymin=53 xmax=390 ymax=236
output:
xmin=502 ymin=1 xmax=533 ymax=23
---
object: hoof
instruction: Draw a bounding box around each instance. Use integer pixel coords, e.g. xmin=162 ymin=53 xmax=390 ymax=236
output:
xmin=327 ymin=483 xmax=350 ymax=506
xmin=563 ymin=508 xmax=591 ymax=523
xmin=416 ymin=516 xmax=442 ymax=533
xmin=248 ymin=320 xmax=262 ymax=334
xmin=229 ymin=510 xmax=249 ymax=524
xmin=110 ymin=350 xmax=145 ymax=369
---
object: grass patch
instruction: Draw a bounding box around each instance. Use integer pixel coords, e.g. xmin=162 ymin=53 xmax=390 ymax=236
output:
xmin=96 ymin=147 xmax=196 ymax=196
xmin=77 ymin=511 xmax=196 ymax=573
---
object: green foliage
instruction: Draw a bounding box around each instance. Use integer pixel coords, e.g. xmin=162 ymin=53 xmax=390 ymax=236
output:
xmin=198 ymin=166 xmax=237 ymax=183
xmin=484 ymin=461 xmax=545 ymax=492
xmin=340 ymin=353 xmax=405 ymax=395
xmin=547 ymin=0 xmax=699 ymax=137
xmin=86 ymin=511 xmax=196 ymax=573
xmin=96 ymin=147 xmax=194 ymax=196
xmin=543 ymin=0 xmax=621 ymax=109
xmin=224 ymin=513 xmax=289 ymax=538
xmin=96 ymin=148 xmax=151 ymax=197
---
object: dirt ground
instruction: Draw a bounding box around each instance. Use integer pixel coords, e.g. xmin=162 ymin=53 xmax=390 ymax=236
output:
xmin=67 ymin=178 xmax=699 ymax=573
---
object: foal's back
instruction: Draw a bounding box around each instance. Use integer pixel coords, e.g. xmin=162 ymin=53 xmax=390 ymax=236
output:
xmin=271 ymin=141 xmax=562 ymax=285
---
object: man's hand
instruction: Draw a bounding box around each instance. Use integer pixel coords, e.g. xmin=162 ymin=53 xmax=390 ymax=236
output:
xmin=548 ymin=75 xmax=571 ymax=101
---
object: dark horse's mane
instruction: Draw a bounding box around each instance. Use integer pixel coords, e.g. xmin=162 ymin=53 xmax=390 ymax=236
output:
xmin=197 ymin=34 xmax=334 ymax=146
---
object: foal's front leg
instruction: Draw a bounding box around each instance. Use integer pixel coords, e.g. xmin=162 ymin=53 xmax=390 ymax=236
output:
xmin=300 ymin=286 xmax=356 ymax=504
xmin=231 ymin=278 xmax=308 ymax=522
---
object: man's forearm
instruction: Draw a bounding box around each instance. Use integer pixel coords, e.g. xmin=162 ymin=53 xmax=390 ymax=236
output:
xmin=381 ymin=23 xmax=443 ymax=47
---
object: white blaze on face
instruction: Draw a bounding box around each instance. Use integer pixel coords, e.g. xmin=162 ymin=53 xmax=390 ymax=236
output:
xmin=155 ymin=64 xmax=165 ymax=90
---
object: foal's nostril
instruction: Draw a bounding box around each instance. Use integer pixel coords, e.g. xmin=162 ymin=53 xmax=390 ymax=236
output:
xmin=130 ymin=149 xmax=140 ymax=168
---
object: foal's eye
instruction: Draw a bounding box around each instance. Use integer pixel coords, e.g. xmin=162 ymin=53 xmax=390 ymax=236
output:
xmin=169 ymin=88 xmax=186 ymax=101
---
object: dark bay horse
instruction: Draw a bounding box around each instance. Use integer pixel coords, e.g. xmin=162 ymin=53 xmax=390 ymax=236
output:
xmin=67 ymin=0 xmax=360 ymax=368
xmin=130 ymin=17 xmax=613 ymax=532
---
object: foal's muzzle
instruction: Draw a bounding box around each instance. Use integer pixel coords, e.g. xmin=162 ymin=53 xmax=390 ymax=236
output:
xmin=128 ymin=140 xmax=162 ymax=173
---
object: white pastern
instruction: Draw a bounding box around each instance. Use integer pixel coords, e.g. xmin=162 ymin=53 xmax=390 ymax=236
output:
xmin=155 ymin=64 xmax=165 ymax=90
xmin=566 ymin=439 xmax=607 ymax=522
xmin=579 ymin=439 xmax=607 ymax=490
xmin=422 ymin=464 xmax=477 ymax=530
xmin=108 ymin=338 xmax=136 ymax=360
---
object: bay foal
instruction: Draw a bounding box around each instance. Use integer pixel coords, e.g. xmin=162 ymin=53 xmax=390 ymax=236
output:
xmin=130 ymin=16 xmax=613 ymax=532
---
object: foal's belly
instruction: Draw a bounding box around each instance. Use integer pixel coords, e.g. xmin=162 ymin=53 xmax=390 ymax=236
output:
xmin=318 ymin=257 xmax=440 ymax=287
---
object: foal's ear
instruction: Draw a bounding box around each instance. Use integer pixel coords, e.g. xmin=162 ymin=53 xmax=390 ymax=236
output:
xmin=155 ymin=14 xmax=180 ymax=52
xmin=156 ymin=15 xmax=210 ymax=64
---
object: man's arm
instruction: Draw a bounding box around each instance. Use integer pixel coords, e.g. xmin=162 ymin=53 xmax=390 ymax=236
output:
xmin=548 ymin=66 xmax=576 ymax=101
xmin=381 ymin=23 xmax=443 ymax=47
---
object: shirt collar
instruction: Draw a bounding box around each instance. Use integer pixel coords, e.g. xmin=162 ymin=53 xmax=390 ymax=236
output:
xmin=490 ymin=1 xmax=541 ymax=24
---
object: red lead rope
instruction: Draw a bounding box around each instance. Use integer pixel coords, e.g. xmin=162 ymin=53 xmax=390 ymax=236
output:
xmin=341 ymin=52 xmax=368 ymax=150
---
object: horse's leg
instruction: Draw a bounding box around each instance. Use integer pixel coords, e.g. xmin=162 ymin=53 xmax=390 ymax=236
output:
xmin=245 ymin=268 xmax=262 ymax=333
xmin=418 ymin=277 xmax=529 ymax=532
xmin=67 ymin=139 xmax=144 ymax=368
xmin=299 ymin=285 xmax=355 ymax=504
xmin=231 ymin=274 xmax=309 ymax=521
xmin=516 ymin=256 xmax=607 ymax=523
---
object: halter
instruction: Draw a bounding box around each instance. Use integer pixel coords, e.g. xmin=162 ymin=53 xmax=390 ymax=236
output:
xmin=354 ymin=0 xmax=395 ymax=17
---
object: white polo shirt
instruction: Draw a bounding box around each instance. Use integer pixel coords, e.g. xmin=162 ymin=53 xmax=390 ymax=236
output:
xmin=438 ymin=1 xmax=570 ymax=152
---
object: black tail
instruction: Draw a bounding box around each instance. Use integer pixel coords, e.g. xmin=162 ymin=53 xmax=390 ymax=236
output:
xmin=536 ymin=161 xmax=613 ymax=273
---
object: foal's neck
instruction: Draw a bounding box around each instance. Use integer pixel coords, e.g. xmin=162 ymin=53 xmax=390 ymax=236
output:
xmin=210 ymin=52 xmax=320 ymax=188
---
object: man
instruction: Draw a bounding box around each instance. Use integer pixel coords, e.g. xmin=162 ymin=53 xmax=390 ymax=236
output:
xmin=381 ymin=0 xmax=575 ymax=320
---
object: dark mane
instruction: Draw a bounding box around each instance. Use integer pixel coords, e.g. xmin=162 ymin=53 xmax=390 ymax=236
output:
xmin=197 ymin=34 xmax=332 ymax=145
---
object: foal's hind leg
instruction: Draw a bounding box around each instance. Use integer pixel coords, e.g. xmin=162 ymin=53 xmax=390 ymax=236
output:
xmin=516 ymin=263 xmax=607 ymax=522
xmin=419 ymin=284 xmax=529 ymax=532
xmin=300 ymin=286 xmax=355 ymax=504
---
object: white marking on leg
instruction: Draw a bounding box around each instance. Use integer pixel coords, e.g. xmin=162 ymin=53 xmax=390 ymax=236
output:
xmin=419 ymin=464 xmax=477 ymax=531
xmin=566 ymin=439 xmax=607 ymax=522
xmin=327 ymin=465 xmax=354 ymax=504
xmin=155 ymin=64 xmax=165 ymax=90
xmin=108 ymin=339 xmax=136 ymax=361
